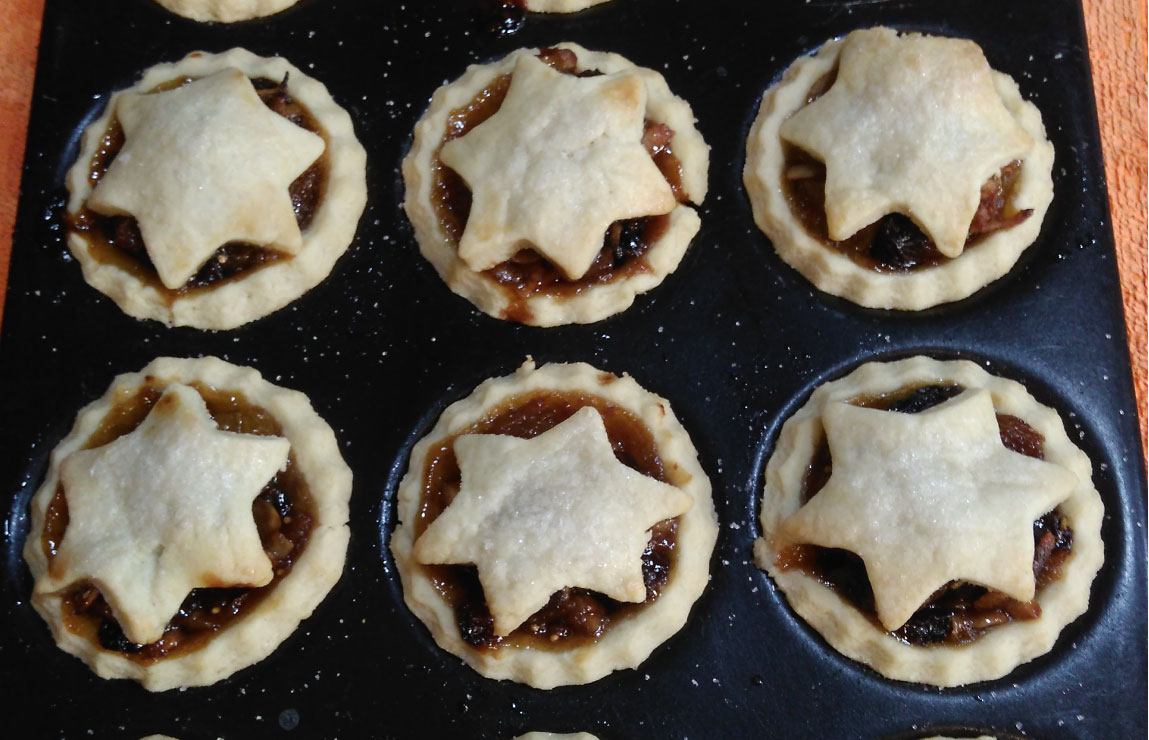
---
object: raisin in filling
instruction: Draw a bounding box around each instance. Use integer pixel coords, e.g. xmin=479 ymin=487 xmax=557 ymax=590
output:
xmin=68 ymin=75 xmax=330 ymax=301
xmin=777 ymin=383 xmax=1073 ymax=647
xmin=41 ymin=381 xmax=314 ymax=664
xmin=417 ymin=390 xmax=680 ymax=651
xmin=781 ymin=68 xmax=1033 ymax=273
xmin=430 ymin=47 xmax=687 ymax=323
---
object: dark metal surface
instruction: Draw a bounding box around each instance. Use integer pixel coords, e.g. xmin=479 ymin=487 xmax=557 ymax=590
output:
xmin=0 ymin=1 xmax=1144 ymax=738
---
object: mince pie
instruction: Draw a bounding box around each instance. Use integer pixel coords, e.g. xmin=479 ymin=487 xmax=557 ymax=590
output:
xmin=24 ymin=356 xmax=352 ymax=690
xmin=514 ymin=734 xmax=600 ymax=740
xmin=391 ymin=360 xmax=718 ymax=687
xmin=403 ymin=43 xmax=709 ymax=326
xmin=755 ymin=356 xmax=1103 ymax=686
xmin=153 ymin=0 xmax=300 ymax=23
xmin=744 ymin=27 xmax=1055 ymax=309
xmin=65 ymin=48 xmax=367 ymax=329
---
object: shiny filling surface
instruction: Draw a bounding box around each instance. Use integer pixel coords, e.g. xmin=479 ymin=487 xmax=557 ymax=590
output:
xmin=69 ymin=75 xmax=330 ymax=302
xmin=777 ymin=383 xmax=1073 ymax=646
xmin=781 ymin=68 xmax=1033 ymax=273
xmin=42 ymin=380 xmax=313 ymax=664
xmin=430 ymin=47 xmax=687 ymax=322
xmin=416 ymin=389 xmax=680 ymax=651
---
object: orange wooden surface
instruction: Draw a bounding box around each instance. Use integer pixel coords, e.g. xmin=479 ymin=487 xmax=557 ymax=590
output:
xmin=0 ymin=0 xmax=42 ymax=323
xmin=0 ymin=0 xmax=1145 ymax=455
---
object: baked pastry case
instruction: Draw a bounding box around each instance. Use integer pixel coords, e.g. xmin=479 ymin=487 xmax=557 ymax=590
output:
xmin=0 ymin=0 xmax=1144 ymax=738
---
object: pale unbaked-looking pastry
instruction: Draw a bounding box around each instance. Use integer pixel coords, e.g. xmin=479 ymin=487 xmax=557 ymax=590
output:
xmin=744 ymin=27 xmax=1054 ymax=310
xmin=65 ymin=48 xmax=367 ymax=330
xmin=403 ymin=43 xmax=709 ymax=326
xmin=391 ymin=360 xmax=718 ymax=688
xmin=154 ymin=0 xmax=300 ymax=23
xmin=514 ymin=734 xmax=601 ymax=740
xmin=525 ymin=0 xmax=610 ymax=11
xmin=754 ymin=356 xmax=1103 ymax=686
xmin=24 ymin=356 xmax=352 ymax=691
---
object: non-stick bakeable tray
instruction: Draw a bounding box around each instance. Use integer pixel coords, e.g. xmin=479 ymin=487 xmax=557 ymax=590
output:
xmin=1 ymin=0 xmax=1144 ymax=738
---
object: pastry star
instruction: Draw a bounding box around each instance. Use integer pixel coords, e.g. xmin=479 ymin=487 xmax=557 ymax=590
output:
xmin=779 ymin=390 xmax=1077 ymax=632
xmin=779 ymin=27 xmax=1033 ymax=257
xmin=439 ymin=53 xmax=676 ymax=280
xmin=43 ymin=383 xmax=291 ymax=645
xmin=412 ymin=406 xmax=692 ymax=636
xmin=87 ymin=68 xmax=326 ymax=289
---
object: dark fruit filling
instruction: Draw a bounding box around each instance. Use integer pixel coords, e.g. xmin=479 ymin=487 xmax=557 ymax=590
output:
xmin=781 ymin=68 xmax=1033 ymax=273
xmin=417 ymin=389 xmax=682 ymax=651
xmin=68 ymin=74 xmax=330 ymax=302
xmin=43 ymin=380 xmax=313 ymax=664
xmin=430 ymin=47 xmax=687 ymax=323
xmin=778 ymin=383 xmax=1073 ymax=647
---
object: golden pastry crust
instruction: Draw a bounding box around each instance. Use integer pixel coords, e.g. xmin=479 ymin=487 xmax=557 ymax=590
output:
xmin=744 ymin=29 xmax=1055 ymax=310
xmin=754 ymin=356 xmax=1104 ymax=686
xmin=153 ymin=0 xmax=300 ymax=23
xmin=391 ymin=360 xmax=718 ymax=688
xmin=402 ymin=43 xmax=708 ymax=327
xmin=24 ymin=356 xmax=352 ymax=691
xmin=65 ymin=48 xmax=367 ymax=330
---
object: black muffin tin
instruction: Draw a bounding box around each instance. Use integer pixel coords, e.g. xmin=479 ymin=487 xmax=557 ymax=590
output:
xmin=1 ymin=1 xmax=1145 ymax=738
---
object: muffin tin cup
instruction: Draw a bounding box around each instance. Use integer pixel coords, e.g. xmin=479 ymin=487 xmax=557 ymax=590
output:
xmin=0 ymin=0 xmax=1144 ymax=738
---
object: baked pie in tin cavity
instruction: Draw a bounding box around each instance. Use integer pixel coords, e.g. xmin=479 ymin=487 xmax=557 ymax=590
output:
xmin=391 ymin=360 xmax=718 ymax=688
xmin=64 ymin=48 xmax=367 ymax=330
xmin=23 ymin=356 xmax=352 ymax=691
xmin=153 ymin=0 xmax=300 ymax=22
xmin=402 ymin=43 xmax=709 ymax=326
xmin=744 ymin=27 xmax=1055 ymax=310
xmin=754 ymin=356 xmax=1104 ymax=686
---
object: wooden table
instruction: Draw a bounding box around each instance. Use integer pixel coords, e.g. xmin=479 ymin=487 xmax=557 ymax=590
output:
xmin=1 ymin=0 xmax=1145 ymax=455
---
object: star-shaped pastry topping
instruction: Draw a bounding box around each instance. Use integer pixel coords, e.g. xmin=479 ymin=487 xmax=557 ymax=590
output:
xmin=44 ymin=383 xmax=291 ymax=645
xmin=779 ymin=389 xmax=1077 ymax=632
xmin=779 ymin=28 xmax=1033 ymax=257
xmin=439 ymin=53 xmax=676 ymax=280
xmin=412 ymin=406 xmax=692 ymax=636
xmin=87 ymin=68 xmax=326 ymax=289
